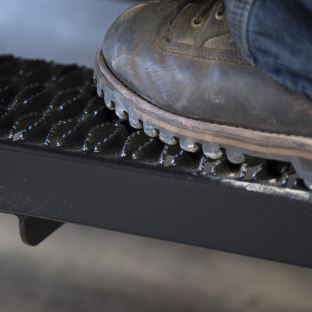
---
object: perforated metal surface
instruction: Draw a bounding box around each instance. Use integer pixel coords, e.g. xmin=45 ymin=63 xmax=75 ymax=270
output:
xmin=2 ymin=56 xmax=312 ymax=267
xmin=0 ymin=55 xmax=310 ymax=201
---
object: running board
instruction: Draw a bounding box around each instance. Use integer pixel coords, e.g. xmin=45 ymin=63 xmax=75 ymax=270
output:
xmin=0 ymin=55 xmax=312 ymax=267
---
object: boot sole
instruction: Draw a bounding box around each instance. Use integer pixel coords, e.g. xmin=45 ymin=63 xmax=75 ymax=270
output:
xmin=94 ymin=48 xmax=312 ymax=189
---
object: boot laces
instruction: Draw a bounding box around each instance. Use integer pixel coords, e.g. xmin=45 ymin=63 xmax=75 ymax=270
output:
xmin=171 ymin=0 xmax=225 ymax=25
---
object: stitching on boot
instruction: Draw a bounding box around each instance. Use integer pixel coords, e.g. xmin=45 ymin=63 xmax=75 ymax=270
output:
xmin=159 ymin=37 xmax=251 ymax=65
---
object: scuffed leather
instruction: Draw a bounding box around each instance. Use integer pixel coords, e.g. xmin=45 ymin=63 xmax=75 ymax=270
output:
xmin=102 ymin=0 xmax=312 ymax=136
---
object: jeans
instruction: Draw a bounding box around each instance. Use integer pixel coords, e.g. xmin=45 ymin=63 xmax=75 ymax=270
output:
xmin=224 ymin=0 xmax=312 ymax=96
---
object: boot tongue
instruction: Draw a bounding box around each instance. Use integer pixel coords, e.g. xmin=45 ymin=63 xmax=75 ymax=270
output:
xmin=168 ymin=0 xmax=236 ymax=50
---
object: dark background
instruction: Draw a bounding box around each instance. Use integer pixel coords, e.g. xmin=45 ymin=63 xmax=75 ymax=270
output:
xmin=1 ymin=1 xmax=312 ymax=311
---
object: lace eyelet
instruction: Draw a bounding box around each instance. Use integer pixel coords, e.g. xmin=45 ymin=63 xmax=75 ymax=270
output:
xmin=215 ymin=7 xmax=226 ymax=20
xmin=191 ymin=17 xmax=203 ymax=28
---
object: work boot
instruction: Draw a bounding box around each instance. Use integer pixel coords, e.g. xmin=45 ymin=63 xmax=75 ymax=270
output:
xmin=94 ymin=0 xmax=312 ymax=188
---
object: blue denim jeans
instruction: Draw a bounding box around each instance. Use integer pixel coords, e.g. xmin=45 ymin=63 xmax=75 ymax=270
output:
xmin=224 ymin=0 xmax=312 ymax=96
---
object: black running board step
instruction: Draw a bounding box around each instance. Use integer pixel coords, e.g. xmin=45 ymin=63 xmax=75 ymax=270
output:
xmin=1 ymin=55 xmax=312 ymax=268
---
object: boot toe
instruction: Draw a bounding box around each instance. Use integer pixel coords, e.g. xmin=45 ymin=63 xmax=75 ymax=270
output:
xmin=101 ymin=1 xmax=176 ymax=97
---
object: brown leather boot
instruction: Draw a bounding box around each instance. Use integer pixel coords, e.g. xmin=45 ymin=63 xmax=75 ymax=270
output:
xmin=94 ymin=0 xmax=312 ymax=188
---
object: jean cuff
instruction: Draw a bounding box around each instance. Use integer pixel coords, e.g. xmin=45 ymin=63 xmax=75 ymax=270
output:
xmin=224 ymin=0 xmax=255 ymax=64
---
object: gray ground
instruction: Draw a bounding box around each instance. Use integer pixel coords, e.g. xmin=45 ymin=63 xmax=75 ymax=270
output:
xmin=2 ymin=214 xmax=312 ymax=312
xmin=1 ymin=1 xmax=312 ymax=311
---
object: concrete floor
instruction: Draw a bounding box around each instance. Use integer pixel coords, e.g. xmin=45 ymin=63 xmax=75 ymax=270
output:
xmin=1 ymin=1 xmax=312 ymax=311
xmin=1 ymin=214 xmax=312 ymax=312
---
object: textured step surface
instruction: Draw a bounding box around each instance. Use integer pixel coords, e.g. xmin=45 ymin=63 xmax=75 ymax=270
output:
xmin=0 ymin=55 xmax=310 ymax=202
xmin=2 ymin=56 xmax=312 ymax=269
